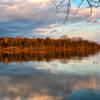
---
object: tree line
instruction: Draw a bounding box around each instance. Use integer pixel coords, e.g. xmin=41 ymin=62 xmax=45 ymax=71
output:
xmin=0 ymin=37 xmax=100 ymax=53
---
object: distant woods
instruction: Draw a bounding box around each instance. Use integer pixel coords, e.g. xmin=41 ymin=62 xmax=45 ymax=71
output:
xmin=0 ymin=37 xmax=100 ymax=63
xmin=0 ymin=37 xmax=100 ymax=53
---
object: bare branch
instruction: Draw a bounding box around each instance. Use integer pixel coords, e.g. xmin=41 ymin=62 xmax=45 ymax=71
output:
xmin=56 ymin=0 xmax=100 ymax=23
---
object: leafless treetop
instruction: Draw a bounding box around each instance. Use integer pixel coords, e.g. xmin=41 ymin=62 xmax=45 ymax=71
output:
xmin=56 ymin=0 xmax=100 ymax=23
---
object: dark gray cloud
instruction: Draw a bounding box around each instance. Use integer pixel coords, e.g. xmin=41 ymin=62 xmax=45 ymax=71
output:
xmin=0 ymin=0 xmax=100 ymax=38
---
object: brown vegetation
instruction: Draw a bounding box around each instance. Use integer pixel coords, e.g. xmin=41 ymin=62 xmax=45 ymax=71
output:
xmin=0 ymin=37 xmax=100 ymax=63
xmin=0 ymin=37 xmax=100 ymax=53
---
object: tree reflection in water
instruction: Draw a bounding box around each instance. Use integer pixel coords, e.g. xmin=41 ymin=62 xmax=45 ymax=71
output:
xmin=0 ymin=49 xmax=100 ymax=64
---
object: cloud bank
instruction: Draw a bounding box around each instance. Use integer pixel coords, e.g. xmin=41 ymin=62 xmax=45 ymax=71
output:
xmin=0 ymin=0 xmax=100 ymax=42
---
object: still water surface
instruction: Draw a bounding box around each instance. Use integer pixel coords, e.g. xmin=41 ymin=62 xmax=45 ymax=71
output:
xmin=0 ymin=52 xmax=100 ymax=100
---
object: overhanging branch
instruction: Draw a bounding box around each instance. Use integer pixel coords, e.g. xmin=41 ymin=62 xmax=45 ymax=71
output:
xmin=56 ymin=0 xmax=100 ymax=23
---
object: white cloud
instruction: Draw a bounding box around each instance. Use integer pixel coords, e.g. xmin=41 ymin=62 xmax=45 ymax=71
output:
xmin=0 ymin=0 xmax=100 ymax=42
xmin=27 ymin=0 xmax=52 ymax=5
xmin=0 ymin=0 xmax=100 ymax=24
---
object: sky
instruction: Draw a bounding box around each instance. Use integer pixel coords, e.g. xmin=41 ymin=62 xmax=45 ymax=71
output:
xmin=0 ymin=0 xmax=100 ymax=42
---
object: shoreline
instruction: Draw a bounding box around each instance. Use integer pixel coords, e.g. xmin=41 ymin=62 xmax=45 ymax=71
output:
xmin=0 ymin=37 xmax=100 ymax=54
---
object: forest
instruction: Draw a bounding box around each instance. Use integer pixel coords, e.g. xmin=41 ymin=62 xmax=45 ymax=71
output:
xmin=0 ymin=37 xmax=100 ymax=53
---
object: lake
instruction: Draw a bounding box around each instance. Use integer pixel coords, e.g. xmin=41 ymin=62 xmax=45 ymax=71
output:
xmin=0 ymin=51 xmax=100 ymax=100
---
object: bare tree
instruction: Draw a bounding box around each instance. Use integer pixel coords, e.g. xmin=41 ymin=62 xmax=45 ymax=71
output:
xmin=56 ymin=0 xmax=100 ymax=23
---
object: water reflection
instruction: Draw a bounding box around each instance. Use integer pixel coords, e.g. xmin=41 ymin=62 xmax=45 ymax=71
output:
xmin=0 ymin=49 xmax=100 ymax=64
xmin=0 ymin=74 xmax=100 ymax=100
xmin=68 ymin=89 xmax=100 ymax=100
xmin=0 ymin=51 xmax=100 ymax=100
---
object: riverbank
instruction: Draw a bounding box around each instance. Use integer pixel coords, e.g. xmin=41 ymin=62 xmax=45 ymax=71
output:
xmin=0 ymin=37 xmax=100 ymax=53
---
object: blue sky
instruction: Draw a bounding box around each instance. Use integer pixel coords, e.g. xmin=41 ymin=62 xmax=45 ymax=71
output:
xmin=0 ymin=0 xmax=100 ymax=43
